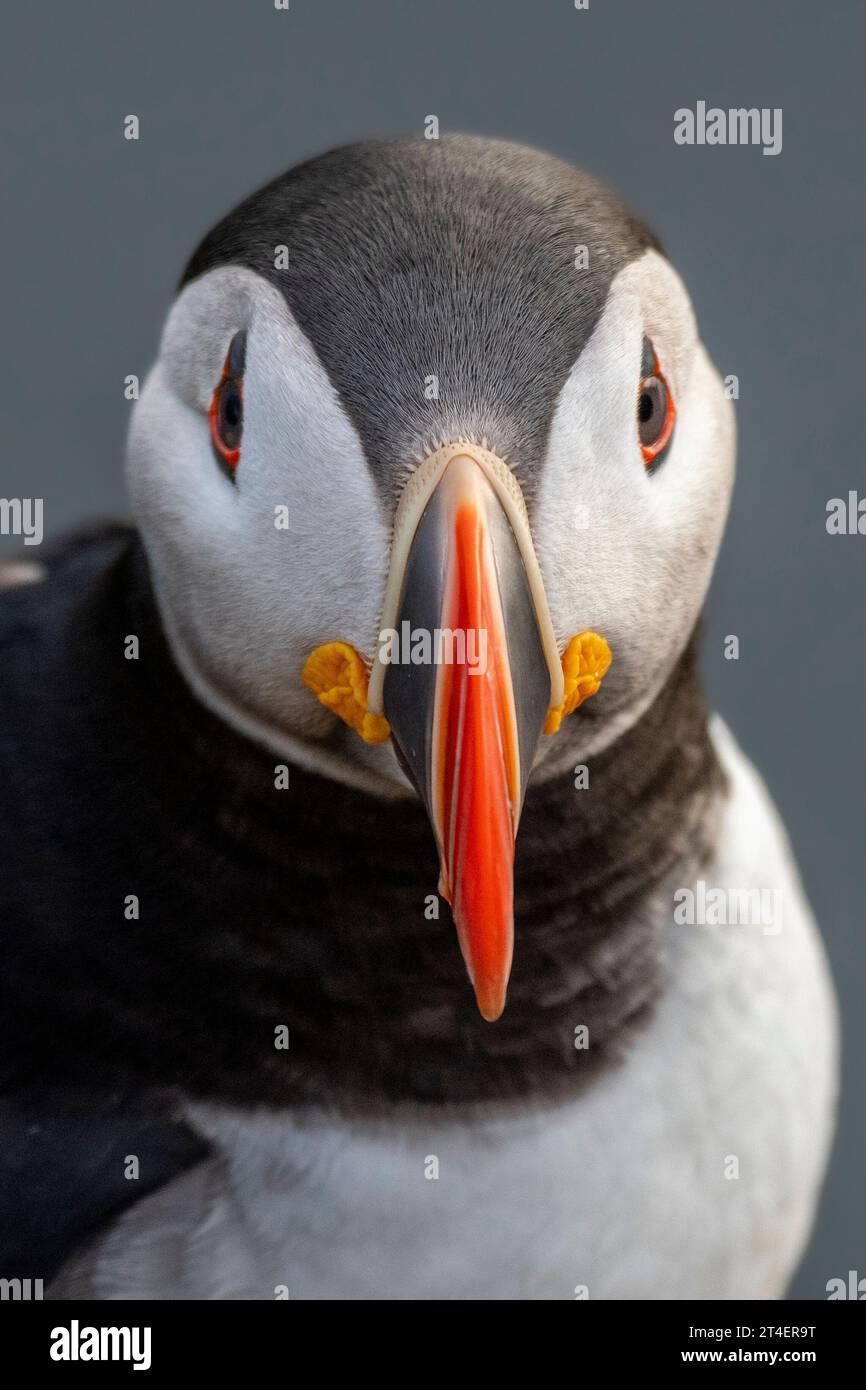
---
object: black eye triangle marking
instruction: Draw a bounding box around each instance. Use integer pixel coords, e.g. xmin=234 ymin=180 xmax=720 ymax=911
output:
xmin=228 ymin=329 xmax=247 ymax=378
xmin=641 ymin=334 xmax=655 ymax=378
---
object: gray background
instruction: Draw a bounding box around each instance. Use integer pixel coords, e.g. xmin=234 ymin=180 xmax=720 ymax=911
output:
xmin=1 ymin=1 xmax=863 ymax=1298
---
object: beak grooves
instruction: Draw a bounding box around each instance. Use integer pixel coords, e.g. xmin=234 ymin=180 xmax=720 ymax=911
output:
xmin=368 ymin=442 xmax=564 ymax=717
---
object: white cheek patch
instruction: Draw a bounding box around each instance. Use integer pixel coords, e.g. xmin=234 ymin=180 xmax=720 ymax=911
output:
xmin=160 ymin=268 xmax=259 ymax=415
xmin=534 ymin=249 xmax=734 ymax=747
xmin=632 ymin=250 xmax=698 ymax=403
xmin=128 ymin=267 xmax=395 ymax=785
xmin=234 ymin=279 xmax=392 ymax=659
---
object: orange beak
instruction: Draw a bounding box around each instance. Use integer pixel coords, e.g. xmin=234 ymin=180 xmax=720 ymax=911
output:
xmin=369 ymin=447 xmax=560 ymax=1021
xmin=430 ymin=458 xmax=521 ymax=1019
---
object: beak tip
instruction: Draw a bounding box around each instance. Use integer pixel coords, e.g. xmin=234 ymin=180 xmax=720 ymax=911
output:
xmin=474 ymin=983 xmax=508 ymax=1023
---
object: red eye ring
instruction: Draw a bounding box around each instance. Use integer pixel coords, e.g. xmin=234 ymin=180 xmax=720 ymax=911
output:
xmin=209 ymin=333 xmax=246 ymax=473
xmin=209 ymin=356 xmax=243 ymax=471
xmin=638 ymin=343 xmax=676 ymax=470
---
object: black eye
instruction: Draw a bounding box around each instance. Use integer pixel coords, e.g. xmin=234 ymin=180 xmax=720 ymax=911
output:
xmin=209 ymin=330 xmax=246 ymax=476
xmin=638 ymin=377 xmax=667 ymax=440
xmin=637 ymin=336 xmax=676 ymax=472
xmin=217 ymin=379 xmax=242 ymax=448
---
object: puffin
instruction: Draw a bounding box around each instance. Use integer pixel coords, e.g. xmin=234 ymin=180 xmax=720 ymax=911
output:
xmin=0 ymin=135 xmax=837 ymax=1301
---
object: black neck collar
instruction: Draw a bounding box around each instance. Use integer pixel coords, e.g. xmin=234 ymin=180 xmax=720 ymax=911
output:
xmin=5 ymin=531 xmax=726 ymax=1110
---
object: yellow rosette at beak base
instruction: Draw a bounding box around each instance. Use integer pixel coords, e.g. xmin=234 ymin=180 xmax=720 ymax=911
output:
xmin=301 ymin=641 xmax=391 ymax=745
xmin=542 ymin=631 xmax=612 ymax=735
xmin=302 ymin=631 xmax=611 ymax=745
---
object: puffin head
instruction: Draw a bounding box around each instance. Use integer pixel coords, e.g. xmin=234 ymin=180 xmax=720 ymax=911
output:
xmin=128 ymin=135 xmax=735 ymax=1022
